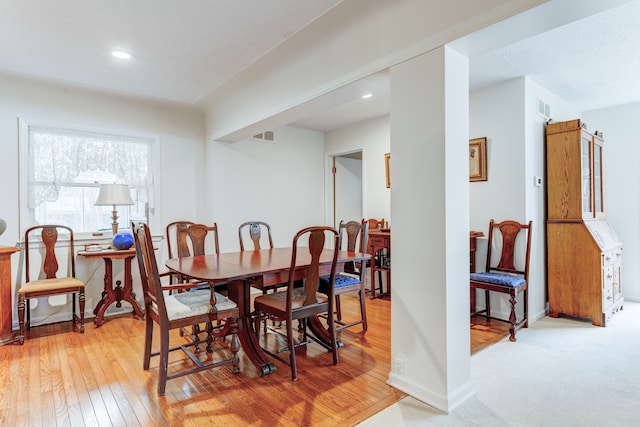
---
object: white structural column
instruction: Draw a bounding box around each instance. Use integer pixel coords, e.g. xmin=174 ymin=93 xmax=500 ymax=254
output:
xmin=387 ymin=46 xmax=472 ymax=413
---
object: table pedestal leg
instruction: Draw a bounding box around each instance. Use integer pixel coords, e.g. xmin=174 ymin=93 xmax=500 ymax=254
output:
xmin=94 ymin=256 xmax=144 ymax=327
xmin=227 ymin=279 xmax=276 ymax=376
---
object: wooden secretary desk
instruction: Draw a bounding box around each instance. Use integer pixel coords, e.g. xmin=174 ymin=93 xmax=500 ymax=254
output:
xmin=545 ymin=119 xmax=623 ymax=326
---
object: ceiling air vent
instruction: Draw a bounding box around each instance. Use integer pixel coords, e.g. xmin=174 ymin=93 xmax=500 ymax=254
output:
xmin=251 ymin=131 xmax=274 ymax=142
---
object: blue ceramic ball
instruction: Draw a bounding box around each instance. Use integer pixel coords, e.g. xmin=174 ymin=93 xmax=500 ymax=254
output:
xmin=112 ymin=232 xmax=134 ymax=250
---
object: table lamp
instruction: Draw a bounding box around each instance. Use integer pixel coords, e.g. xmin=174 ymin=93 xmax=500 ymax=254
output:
xmin=95 ymin=183 xmax=135 ymax=235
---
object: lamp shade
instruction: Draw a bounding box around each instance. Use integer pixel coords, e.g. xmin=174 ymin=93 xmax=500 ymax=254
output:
xmin=95 ymin=184 xmax=134 ymax=206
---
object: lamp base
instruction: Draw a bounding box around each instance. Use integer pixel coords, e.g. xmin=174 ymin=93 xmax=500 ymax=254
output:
xmin=111 ymin=208 xmax=119 ymax=236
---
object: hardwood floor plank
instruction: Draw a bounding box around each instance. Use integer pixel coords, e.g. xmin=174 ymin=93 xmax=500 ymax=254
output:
xmin=28 ymin=333 xmax=43 ymax=426
xmin=56 ymin=326 xmax=86 ymax=427
xmin=1 ymin=292 xmax=506 ymax=426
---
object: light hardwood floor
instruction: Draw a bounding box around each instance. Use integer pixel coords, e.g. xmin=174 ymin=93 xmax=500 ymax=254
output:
xmin=0 ymin=294 xmax=507 ymax=426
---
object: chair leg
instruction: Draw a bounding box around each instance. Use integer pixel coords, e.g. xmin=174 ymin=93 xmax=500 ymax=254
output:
xmin=157 ymin=327 xmax=170 ymax=395
xmin=143 ymin=315 xmax=154 ymax=371
xmin=335 ymin=295 xmax=342 ymax=321
xmin=359 ymin=288 xmax=368 ymax=331
xmin=523 ymin=287 xmax=529 ymax=329
xmin=287 ymin=318 xmax=298 ymax=381
xmin=17 ymin=295 xmax=25 ymax=345
xmin=328 ymin=310 xmax=338 ymax=366
xmin=78 ymin=289 xmax=85 ymax=333
xmin=485 ymin=290 xmax=491 ymax=317
xmin=26 ymin=299 xmax=31 ymax=330
xmin=508 ymin=290 xmax=518 ymax=342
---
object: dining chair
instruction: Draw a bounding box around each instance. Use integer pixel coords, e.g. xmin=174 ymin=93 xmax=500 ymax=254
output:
xmin=364 ymin=217 xmax=385 ymax=230
xmin=165 ymin=221 xmax=223 ymax=350
xmin=238 ymin=220 xmax=283 ymax=331
xmin=253 ymin=226 xmax=340 ymax=380
xmin=163 ymin=220 xmax=194 ymax=286
xmin=132 ymin=222 xmax=240 ymax=395
xmin=238 ymin=221 xmax=274 ymax=251
xmin=18 ymin=225 xmax=85 ymax=344
xmin=167 ymin=220 xmax=220 ymax=260
xmin=319 ymin=220 xmax=368 ymax=331
xmin=363 ymin=217 xmax=386 ymax=295
xmin=470 ymin=219 xmax=533 ymax=342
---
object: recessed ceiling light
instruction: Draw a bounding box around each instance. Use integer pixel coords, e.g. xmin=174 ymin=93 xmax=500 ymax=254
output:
xmin=111 ymin=50 xmax=132 ymax=60
xmin=361 ymin=93 xmax=373 ymax=99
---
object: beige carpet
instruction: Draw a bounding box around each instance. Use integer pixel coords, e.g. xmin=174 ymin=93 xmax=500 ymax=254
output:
xmin=359 ymin=301 xmax=640 ymax=426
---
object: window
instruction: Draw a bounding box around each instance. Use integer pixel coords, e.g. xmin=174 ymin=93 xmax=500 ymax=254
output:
xmin=20 ymin=121 xmax=155 ymax=235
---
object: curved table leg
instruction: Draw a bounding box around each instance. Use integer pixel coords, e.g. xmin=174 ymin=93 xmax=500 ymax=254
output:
xmin=94 ymin=256 xmax=144 ymax=327
xmin=307 ymin=316 xmax=344 ymax=349
xmin=227 ymin=279 xmax=276 ymax=376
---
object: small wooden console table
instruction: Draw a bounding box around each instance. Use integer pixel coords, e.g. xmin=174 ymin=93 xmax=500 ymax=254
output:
xmin=0 ymin=246 xmax=19 ymax=345
xmin=79 ymin=248 xmax=144 ymax=327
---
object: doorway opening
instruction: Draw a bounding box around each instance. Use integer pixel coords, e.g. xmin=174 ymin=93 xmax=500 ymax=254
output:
xmin=329 ymin=150 xmax=363 ymax=228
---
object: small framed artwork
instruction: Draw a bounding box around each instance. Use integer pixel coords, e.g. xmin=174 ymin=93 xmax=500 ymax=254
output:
xmin=469 ymin=137 xmax=487 ymax=182
xmin=385 ymin=153 xmax=391 ymax=188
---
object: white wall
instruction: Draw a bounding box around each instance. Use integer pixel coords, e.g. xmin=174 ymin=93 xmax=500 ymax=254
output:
xmin=584 ymin=103 xmax=640 ymax=302
xmin=0 ymin=72 xmax=205 ymax=327
xmin=325 ymin=115 xmax=391 ymax=224
xmin=470 ymin=79 xmax=527 ymax=230
xmin=204 ymin=125 xmax=326 ymax=252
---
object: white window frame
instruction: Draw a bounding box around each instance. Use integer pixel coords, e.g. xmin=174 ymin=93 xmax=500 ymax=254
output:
xmin=18 ymin=117 xmax=161 ymax=241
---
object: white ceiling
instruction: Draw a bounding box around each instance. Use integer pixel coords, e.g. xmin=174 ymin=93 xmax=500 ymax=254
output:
xmin=1 ymin=1 xmax=639 ymax=132
xmin=0 ymin=0 xmax=343 ymax=104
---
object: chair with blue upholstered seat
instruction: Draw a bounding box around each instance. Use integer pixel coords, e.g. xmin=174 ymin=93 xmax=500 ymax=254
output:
xmin=319 ymin=220 xmax=368 ymax=332
xmin=470 ymin=219 xmax=532 ymax=342
xmin=253 ymin=226 xmax=340 ymax=380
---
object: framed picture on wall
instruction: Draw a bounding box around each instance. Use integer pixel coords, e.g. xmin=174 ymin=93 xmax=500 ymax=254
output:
xmin=469 ymin=137 xmax=487 ymax=182
xmin=385 ymin=153 xmax=390 ymax=188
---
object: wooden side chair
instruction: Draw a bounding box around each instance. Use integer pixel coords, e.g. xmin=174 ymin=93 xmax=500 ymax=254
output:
xmin=165 ymin=221 xmax=223 ymax=349
xmin=238 ymin=220 xmax=279 ymax=294
xmin=319 ymin=220 xmax=368 ymax=331
xmin=18 ymin=225 xmax=85 ymax=344
xmin=132 ymin=222 xmax=240 ymax=395
xmin=167 ymin=221 xmax=220 ymax=259
xmin=363 ymin=217 xmax=386 ymax=295
xmin=238 ymin=221 xmax=273 ymax=251
xmin=163 ymin=220 xmax=194 ymax=285
xmin=470 ymin=219 xmax=533 ymax=342
xmin=364 ymin=217 xmax=385 ymax=230
xmin=254 ymin=226 xmax=340 ymax=380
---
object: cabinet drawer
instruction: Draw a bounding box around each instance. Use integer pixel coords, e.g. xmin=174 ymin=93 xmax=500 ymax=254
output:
xmin=603 ymin=250 xmax=617 ymax=265
xmin=602 ymin=283 xmax=613 ymax=308
xmin=603 ymin=265 xmax=614 ymax=288
xmin=369 ymin=236 xmax=388 ymax=246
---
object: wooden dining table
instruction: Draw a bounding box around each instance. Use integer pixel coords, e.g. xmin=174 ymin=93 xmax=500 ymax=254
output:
xmin=165 ymin=247 xmax=370 ymax=376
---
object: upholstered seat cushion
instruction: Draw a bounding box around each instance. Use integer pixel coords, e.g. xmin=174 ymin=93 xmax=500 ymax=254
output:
xmin=470 ymin=272 xmax=526 ymax=288
xmin=163 ymin=289 xmax=236 ymax=321
xmin=319 ymin=273 xmax=361 ymax=289
xmin=19 ymin=277 xmax=85 ymax=294
xmin=254 ymin=288 xmax=328 ymax=313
